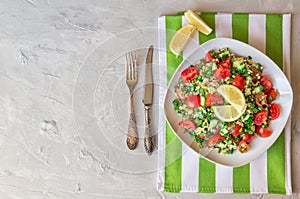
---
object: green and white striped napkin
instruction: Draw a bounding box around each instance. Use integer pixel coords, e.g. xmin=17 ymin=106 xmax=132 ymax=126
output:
xmin=157 ymin=13 xmax=292 ymax=194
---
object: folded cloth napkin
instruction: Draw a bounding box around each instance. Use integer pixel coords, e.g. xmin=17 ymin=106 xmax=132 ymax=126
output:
xmin=157 ymin=13 xmax=292 ymax=194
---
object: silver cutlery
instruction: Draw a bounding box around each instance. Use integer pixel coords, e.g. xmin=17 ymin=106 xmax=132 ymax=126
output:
xmin=143 ymin=45 xmax=155 ymax=155
xmin=125 ymin=52 xmax=138 ymax=150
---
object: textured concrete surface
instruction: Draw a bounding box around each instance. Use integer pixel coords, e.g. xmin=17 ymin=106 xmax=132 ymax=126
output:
xmin=0 ymin=0 xmax=300 ymax=198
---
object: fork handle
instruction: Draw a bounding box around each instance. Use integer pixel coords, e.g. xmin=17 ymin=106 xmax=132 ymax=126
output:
xmin=127 ymin=93 xmax=138 ymax=150
xmin=144 ymin=105 xmax=155 ymax=155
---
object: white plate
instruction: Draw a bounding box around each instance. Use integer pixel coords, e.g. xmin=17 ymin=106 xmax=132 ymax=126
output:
xmin=164 ymin=37 xmax=293 ymax=167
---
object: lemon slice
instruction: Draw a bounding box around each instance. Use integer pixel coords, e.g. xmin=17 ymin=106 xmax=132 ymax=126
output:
xmin=169 ymin=24 xmax=196 ymax=57
xmin=213 ymin=105 xmax=241 ymax=122
xmin=217 ymin=85 xmax=246 ymax=112
xmin=184 ymin=9 xmax=213 ymax=35
xmin=213 ymin=85 xmax=246 ymax=122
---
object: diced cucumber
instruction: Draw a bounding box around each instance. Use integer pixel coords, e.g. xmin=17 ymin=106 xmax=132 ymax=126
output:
xmin=253 ymin=85 xmax=264 ymax=94
xmin=233 ymin=57 xmax=245 ymax=70
xmin=209 ymin=119 xmax=218 ymax=130
xmin=220 ymin=128 xmax=229 ymax=136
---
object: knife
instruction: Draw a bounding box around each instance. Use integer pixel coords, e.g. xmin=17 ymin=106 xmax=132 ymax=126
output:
xmin=143 ymin=45 xmax=155 ymax=155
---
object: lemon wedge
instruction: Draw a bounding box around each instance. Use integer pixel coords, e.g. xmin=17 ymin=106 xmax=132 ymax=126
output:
xmin=184 ymin=9 xmax=213 ymax=35
xmin=213 ymin=85 xmax=246 ymax=122
xmin=169 ymin=24 xmax=196 ymax=57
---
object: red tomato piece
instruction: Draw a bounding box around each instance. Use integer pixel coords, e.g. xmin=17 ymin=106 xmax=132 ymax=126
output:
xmin=197 ymin=134 xmax=206 ymax=139
xmin=260 ymin=76 xmax=273 ymax=93
xmin=179 ymin=119 xmax=196 ymax=130
xmin=232 ymin=74 xmax=245 ymax=90
xmin=230 ymin=124 xmax=242 ymax=136
xmin=238 ymin=140 xmax=250 ymax=153
xmin=255 ymin=93 xmax=266 ymax=107
xmin=204 ymin=50 xmax=216 ymax=62
xmin=186 ymin=95 xmax=201 ymax=108
xmin=207 ymin=134 xmax=225 ymax=146
xmin=256 ymin=126 xmax=272 ymax=138
xmin=269 ymin=103 xmax=280 ymax=120
xmin=206 ymin=93 xmax=224 ymax=107
xmin=267 ymin=89 xmax=278 ymax=103
xmin=181 ymin=67 xmax=199 ymax=83
xmin=213 ymin=66 xmax=230 ymax=79
xmin=242 ymin=133 xmax=255 ymax=143
xmin=219 ymin=57 xmax=232 ymax=68
xmin=254 ymin=110 xmax=268 ymax=126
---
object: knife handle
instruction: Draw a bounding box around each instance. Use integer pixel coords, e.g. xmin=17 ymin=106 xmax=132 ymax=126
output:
xmin=126 ymin=93 xmax=138 ymax=150
xmin=144 ymin=105 xmax=155 ymax=155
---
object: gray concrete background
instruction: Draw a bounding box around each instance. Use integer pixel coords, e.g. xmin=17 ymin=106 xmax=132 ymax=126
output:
xmin=0 ymin=0 xmax=299 ymax=198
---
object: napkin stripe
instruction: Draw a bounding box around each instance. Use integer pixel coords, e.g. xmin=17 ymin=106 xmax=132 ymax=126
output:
xmin=232 ymin=13 xmax=249 ymax=43
xmin=232 ymin=13 xmax=251 ymax=194
xmin=216 ymin=165 xmax=233 ymax=193
xmin=265 ymin=14 xmax=286 ymax=194
xmin=248 ymin=14 xmax=268 ymax=194
xmin=198 ymin=12 xmax=217 ymax=193
xmin=164 ymin=15 xmax=183 ymax=193
xmin=215 ymin=13 xmax=232 ymax=38
xmin=157 ymin=15 xmax=167 ymax=192
xmin=248 ymin=14 xmax=266 ymax=53
xmin=199 ymin=158 xmax=216 ymax=192
xmin=181 ymin=16 xmax=200 ymax=192
xmin=282 ymin=14 xmax=292 ymax=195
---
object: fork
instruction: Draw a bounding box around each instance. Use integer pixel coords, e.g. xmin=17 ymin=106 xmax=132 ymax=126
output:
xmin=125 ymin=52 xmax=138 ymax=150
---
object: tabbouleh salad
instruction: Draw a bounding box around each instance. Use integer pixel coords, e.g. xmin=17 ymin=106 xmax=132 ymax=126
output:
xmin=172 ymin=48 xmax=281 ymax=154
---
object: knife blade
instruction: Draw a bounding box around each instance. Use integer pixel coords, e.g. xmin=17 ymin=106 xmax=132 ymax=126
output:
xmin=143 ymin=45 xmax=155 ymax=155
xmin=143 ymin=45 xmax=153 ymax=105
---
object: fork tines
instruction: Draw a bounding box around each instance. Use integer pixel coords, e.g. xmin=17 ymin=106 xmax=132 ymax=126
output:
xmin=126 ymin=52 xmax=137 ymax=81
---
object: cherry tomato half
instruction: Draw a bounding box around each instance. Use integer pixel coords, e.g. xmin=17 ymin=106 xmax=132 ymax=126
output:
xmin=242 ymin=132 xmax=255 ymax=143
xmin=204 ymin=50 xmax=216 ymax=62
xmin=238 ymin=140 xmax=250 ymax=153
xmin=186 ymin=95 xmax=201 ymax=108
xmin=213 ymin=66 xmax=230 ymax=79
xmin=232 ymin=74 xmax=245 ymax=90
xmin=206 ymin=93 xmax=224 ymax=107
xmin=181 ymin=67 xmax=199 ymax=83
xmin=230 ymin=124 xmax=242 ymax=136
xmin=267 ymin=89 xmax=278 ymax=103
xmin=207 ymin=134 xmax=225 ymax=147
xmin=256 ymin=126 xmax=272 ymax=138
xmin=254 ymin=110 xmax=268 ymax=126
xmin=219 ymin=57 xmax=232 ymax=68
xmin=269 ymin=103 xmax=280 ymax=120
xmin=179 ymin=119 xmax=196 ymax=130
xmin=255 ymin=93 xmax=266 ymax=107
xmin=260 ymin=76 xmax=273 ymax=93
